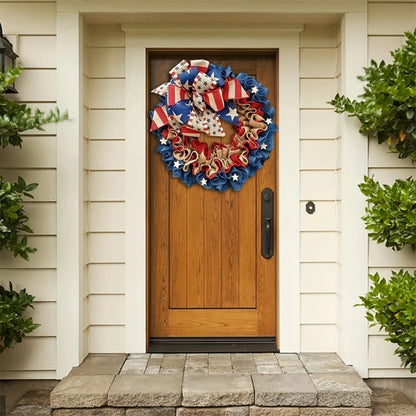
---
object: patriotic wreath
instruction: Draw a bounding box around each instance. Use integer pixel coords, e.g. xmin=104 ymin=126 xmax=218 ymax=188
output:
xmin=150 ymin=59 xmax=277 ymax=192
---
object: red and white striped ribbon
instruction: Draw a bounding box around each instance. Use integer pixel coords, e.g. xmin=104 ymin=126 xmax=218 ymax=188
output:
xmin=222 ymin=79 xmax=249 ymax=100
xmin=150 ymin=105 xmax=169 ymax=131
xmin=203 ymin=88 xmax=225 ymax=112
xmin=190 ymin=59 xmax=210 ymax=73
xmin=167 ymin=84 xmax=190 ymax=107
xmin=180 ymin=125 xmax=201 ymax=137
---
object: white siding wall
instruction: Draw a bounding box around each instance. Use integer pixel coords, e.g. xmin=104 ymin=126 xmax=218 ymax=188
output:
xmin=0 ymin=0 xmax=58 ymax=379
xmin=2 ymin=0 xmax=415 ymax=380
xmin=79 ymin=2 xmax=416 ymax=374
xmin=299 ymin=24 xmax=341 ymax=352
xmin=84 ymin=24 xmax=126 ymax=353
xmin=366 ymin=0 xmax=416 ymax=378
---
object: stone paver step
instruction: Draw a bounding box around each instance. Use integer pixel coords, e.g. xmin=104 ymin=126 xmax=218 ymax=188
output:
xmin=9 ymin=384 xmax=416 ymax=416
xmin=108 ymin=374 xmax=183 ymax=407
xmin=182 ymin=374 xmax=254 ymax=407
xmin=46 ymin=352 xmax=374 ymax=415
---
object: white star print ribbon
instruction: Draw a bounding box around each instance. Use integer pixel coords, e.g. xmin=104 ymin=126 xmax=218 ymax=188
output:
xmin=169 ymin=59 xmax=190 ymax=85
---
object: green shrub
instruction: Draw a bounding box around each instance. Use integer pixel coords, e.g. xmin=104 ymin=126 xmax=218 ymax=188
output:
xmin=359 ymin=175 xmax=416 ymax=251
xmin=0 ymin=175 xmax=38 ymax=260
xmin=0 ymin=64 xmax=67 ymax=351
xmin=0 ymin=67 xmax=67 ymax=260
xmin=0 ymin=281 xmax=40 ymax=353
xmin=358 ymin=270 xmax=416 ymax=373
xmin=331 ymin=28 xmax=416 ymax=373
xmin=330 ymin=29 xmax=416 ymax=162
xmin=0 ymin=67 xmax=67 ymax=149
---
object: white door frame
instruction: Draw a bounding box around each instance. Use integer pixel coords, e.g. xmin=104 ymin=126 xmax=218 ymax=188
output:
xmin=122 ymin=23 xmax=302 ymax=354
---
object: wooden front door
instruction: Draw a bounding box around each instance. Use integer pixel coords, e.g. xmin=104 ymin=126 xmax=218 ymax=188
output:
xmin=148 ymin=50 xmax=278 ymax=349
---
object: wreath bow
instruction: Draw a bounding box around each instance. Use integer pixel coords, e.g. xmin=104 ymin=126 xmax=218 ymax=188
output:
xmin=150 ymin=59 xmax=249 ymax=137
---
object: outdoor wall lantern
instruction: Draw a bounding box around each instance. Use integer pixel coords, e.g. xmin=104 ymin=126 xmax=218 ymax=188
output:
xmin=0 ymin=23 xmax=19 ymax=93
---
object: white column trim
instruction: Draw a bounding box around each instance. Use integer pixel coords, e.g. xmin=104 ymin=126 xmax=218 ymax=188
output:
xmin=56 ymin=12 xmax=85 ymax=378
xmin=278 ymin=34 xmax=301 ymax=353
xmin=338 ymin=12 xmax=369 ymax=378
xmin=124 ymin=34 xmax=147 ymax=352
xmin=122 ymin=24 xmax=302 ymax=353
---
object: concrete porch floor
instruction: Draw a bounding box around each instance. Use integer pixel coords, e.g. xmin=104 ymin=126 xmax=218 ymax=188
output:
xmin=44 ymin=352 xmax=376 ymax=415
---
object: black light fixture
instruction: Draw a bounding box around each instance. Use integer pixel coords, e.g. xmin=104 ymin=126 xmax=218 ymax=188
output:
xmin=0 ymin=23 xmax=18 ymax=93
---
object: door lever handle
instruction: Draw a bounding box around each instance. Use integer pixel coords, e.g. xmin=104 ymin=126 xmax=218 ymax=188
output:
xmin=261 ymin=188 xmax=274 ymax=259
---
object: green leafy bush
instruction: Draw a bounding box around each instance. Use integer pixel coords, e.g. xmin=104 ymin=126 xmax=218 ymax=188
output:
xmin=0 ymin=281 xmax=40 ymax=353
xmin=0 ymin=175 xmax=38 ymax=260
xmin=0 ymin=67 xmax=68 ymax=260
xmin=0 ymin=66 xmax=67 ymax=351
xmin=332 ymin=28 xmax=416 ymax=373
xmin=358 ymin=270 xmax=416 ymax=373
xmin=0 ymin=67 xmax=67 ymax=149
xmin=330 ymin=29 xmax=416 ymax=162
xmin=359 ymin=176 xmax=416 ymax=251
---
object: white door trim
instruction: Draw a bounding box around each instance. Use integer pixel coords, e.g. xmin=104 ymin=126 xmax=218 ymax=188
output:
xmin=122 ymin=23 xmax=302 ymax=353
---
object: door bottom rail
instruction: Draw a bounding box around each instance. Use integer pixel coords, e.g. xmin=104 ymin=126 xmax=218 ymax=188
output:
xmin=148 ymin=337 xmax=278 ymax=353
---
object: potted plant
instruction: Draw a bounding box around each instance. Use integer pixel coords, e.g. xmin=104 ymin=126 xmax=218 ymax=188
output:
xmin=0 ymin=67 xmax=68 ymax=351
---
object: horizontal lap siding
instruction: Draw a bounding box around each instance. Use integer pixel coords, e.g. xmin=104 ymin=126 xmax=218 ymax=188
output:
xmin=299 ymin=24 xmax=340 ymax=352
xmin=85 ymin=24 xmax=126 ymax=353
xmin=0 ymin=1 xmax=58 ymax=379
xmin=366 ymin=0 xmax=416 ymax=377
xmin=4 ymin=4 xmax=413 ymax=377
xmin=0 ymin=3 xmax=56 ymax=35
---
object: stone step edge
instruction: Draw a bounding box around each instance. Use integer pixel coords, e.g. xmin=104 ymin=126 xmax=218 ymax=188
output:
xmin=49 ymin=406 xmax=372 ymax=416
xmin=51 ymin=372 xmax=372 ymax=409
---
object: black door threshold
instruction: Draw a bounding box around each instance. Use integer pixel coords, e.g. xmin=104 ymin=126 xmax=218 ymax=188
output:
xmin=148 ymin=337 xmax=279 ymax=353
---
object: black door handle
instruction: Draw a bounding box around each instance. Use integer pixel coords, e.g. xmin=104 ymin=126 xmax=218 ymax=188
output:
xmin=261 ymin=188 xmax=274 ymax=259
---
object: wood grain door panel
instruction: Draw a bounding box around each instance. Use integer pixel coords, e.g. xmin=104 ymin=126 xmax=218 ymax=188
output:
xmin=148 ymin=50 xmax=278 ymax=343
